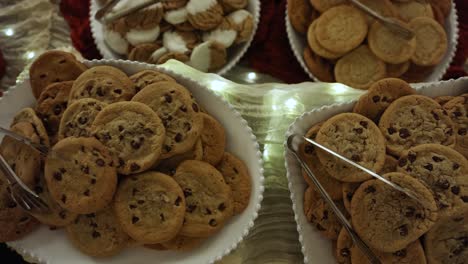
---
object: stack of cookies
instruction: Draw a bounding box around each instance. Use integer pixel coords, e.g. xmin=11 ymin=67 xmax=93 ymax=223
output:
xmin=0 ymin=50 xmax=252 ymax=257
xmin=299 ymin=77 xmax=468 ymax=263
xmin=101 ymin=0 xmax=255 ymax=72
xmin=288 ymin=0 xmax=451 ymax=89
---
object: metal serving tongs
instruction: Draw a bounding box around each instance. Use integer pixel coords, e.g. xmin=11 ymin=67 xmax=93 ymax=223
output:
xmin=347 ymin=0 xmax=414 ymax=40
xmin=0 ymin=127 xmax=50 ymax=213
xmin=95 ymin=0 xmax=165 ymax=24
xmin=287 ymin=133 xmax=421 ymax=264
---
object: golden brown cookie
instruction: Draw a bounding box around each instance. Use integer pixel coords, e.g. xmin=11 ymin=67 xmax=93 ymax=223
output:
xmin=128 ymin=43 xmax=162 ymax=63
xmin=379 ymin=95 xmax=455 ymax=156
xmin=44 ymin=137 xmax=117 ymax=214
xmin=356 ymin=0 xmax=398 ymax=25
xmin=394 ymin=0 xmax=434 ymax=22
xmin=303 ymin=186 xmax=345 ymax=240
xmin=69 ymin=66 xmax=135 ymax=104
xmin=114 ymin=172 xmax=186 ymax=244
xmin=303 ymin=47 xmax=335 ymax=82
xmin=29 ymin=50 xmax=87 ymax=99
xmin=299 ymin=122 xmax=343 ymax=200
xmin=186 ymin=0 xmax=224 ymax=31
xmin=334 ymin=45 xmax=386 ymax=90
xmin=174 ymin=160 xmax=234 ymax=237
xmin=66 ymin=207 xmax=129 ymax=257
xmin=35 ymin=81 xmax=73 ymax=145
xmin=288 ymin=0 xmax=313 ymax=34
xmin=123 ymin=3 xmax=164 ymax=30
xmin=129 ymin=70 xmax=176 ymax=93
xmin=428 ymin=0 xmax=451 ymax=18
xmin=351 ymin=172 xmax=438 ymax=252
xmin=352 ymin=78 xmax=416 ymax=122
xmin=315 ymin=5 xmax=367 ymax=54
xmin=316 ymin=113 xmax=386 ymax=182
xmin=434 ymin=95 xmax=455 ymax=106
xmin=91 ymin=101 xmax=166 ymax=175
xmin=431 ymin=3 xmax=446 ymax=26
xmin=307 ymin=20 xmax=345 ymax=60
xmin=309 ymin=0 xmax=346 ymax=13
xmin=156 ymin=138 xmax=203 ymax=175
xmin=219 ymin=0 xmax=247 ymax=13
xmin=443 ymin=94 xmax=468 ymax=159
xmin=342 ymin=182 xmax=360 ymax=214
xmin=386 ymin=61 xmax=410 ymax=78
xmin=368 ymin=20 xmax=416 ymax=64
xmin=409 ymin=17 xmax=447 ymax=66
xmin=199 ymin=113 xmax=225 ymax=166
xmin=216 ymin=152 xmax=252 ymax=215
xmin=351 ymin=239 xmax=427 ymax=264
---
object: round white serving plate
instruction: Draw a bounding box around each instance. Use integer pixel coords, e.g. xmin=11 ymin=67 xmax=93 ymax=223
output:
xmin=4 ymin=59 xmax=265 ymax=264
xmin=90 ymin=0 xmax=261 ymax=76
xmin=285 ymin=1 xmax=459 ymax=83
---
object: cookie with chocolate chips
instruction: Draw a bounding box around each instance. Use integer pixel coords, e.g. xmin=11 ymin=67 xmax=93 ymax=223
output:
xmin=44 ymin=137 xmax=117 ymax=214
xmin=114 ymin=172 xmax=185 ymax=244
xmin=69 ymin=66 xmax=135 ymax=104
xmin=379 ymin=95 xmax=455 ymax=156
xmin=58 ymin=98 xmax=107 ymax=140
xmin=424 ymin=204 xmax=468 ymax=264
xmin=397 ymin=144 xmax=468 ymax=212
xmin=174 ymin=160 xmax=233 ymax=238
xmin=316 ymin=113 xmax=386 ymax=182
xmin=91 ymin=101 xmax=166 ymax=175
xmin=200 ymin=113 xmax=226 ymax=166
xmin=132 ymin=83 xmax=203 ymax=159
xmin=351 ymin=172 xmax=438 ymax=252
xmin=66 ymin=206 xmax=129 ymax=257
xmin=129 ymin=70 xmax=176 ymax=93
xmin=11 ymin=108 xmax=50 ymax=147
xmin=303 ymin=186 xmax=345 ymax=240
xmin=444 ymin=94 xmax=468 ymax=159
xmin=35 ymin=81 xmax=73 ymax=145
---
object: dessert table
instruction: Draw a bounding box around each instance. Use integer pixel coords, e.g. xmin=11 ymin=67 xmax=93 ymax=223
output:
xmin=0 ymin=0 xmax=466 ymax=263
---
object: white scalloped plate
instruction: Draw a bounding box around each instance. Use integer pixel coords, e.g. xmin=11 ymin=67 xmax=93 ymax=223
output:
xmin=4 ymin=59 xmax=265 ymax=264
xmin=285 ymin=1 xmax=459 ymax=83
xmin=89 ymin=0 xmax=261 ymax=76
xmin=284 ymin=77 xmax=468 ymax=263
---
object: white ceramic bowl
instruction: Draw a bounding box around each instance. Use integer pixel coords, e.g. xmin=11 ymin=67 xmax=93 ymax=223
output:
xmin=90 ymin=0 xmax=260 ymax=76
xmin=4 ymin=59 xmax=265 ymax=264
xmin=284 ymin=77 xmax=468 ymax=263
xmin=285 ymin=1 xmax=459 ymax=83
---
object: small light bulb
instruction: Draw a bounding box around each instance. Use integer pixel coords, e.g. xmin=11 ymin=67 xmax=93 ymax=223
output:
xmin=285 ymin=98 xmax=298 ymax=110
xmin=26 ymin=51 xmax=36 ymax=60
xmin=4 ymin=28 xmax=14 ymax=36
xmin=247 ymin=72 xmax=256 ymax=80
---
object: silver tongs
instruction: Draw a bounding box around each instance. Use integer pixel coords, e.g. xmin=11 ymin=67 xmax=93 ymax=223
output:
xmin=95 ymin=0 xmax=164 ymax=24
xmin=287 ymin=133 xmax=427 ymax=263
xmin=347 ymin=0 xmax=414 ymax=40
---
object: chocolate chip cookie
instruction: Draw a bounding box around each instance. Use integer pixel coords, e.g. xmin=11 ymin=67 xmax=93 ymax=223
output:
xmin=69 ymin=65 xmax=135 ymax=104
xmin=174 ymin=160 xmax=233 ymax=237
xmin=351 ymin=238 xmax=427 ymax=264
xmin=35 ymin=81 xmax=73 ymax=145
xmin=336 ymin=228 xmax=353 ymax=264
xmin=0 ymin=175 xmax=39 ymax=242
xmin=132 ymin=83 xmax=203 ymax=159
xmin=379 ymin=95 xmax=455 ymax=156
xmin=216 ymin=152 xmax=251 ymax=215
xmin=58 ymin=98 xmax=107 ymax=140
xmin=303 ymin=186 xmax=345 ymax=240
xmin=397 ymin=143 xmax=468 ymax=212
xmin=114 ymin=172 xmax=185 ymax=244
xmin=156 ymin=138 xmax=203 ymax=175
xmin=11 ymin=108 xmax=50 ymax=147
xmin=91 ymin=101 xmax=166 ymax=174
xmin=299 ymin=122 xmax=343 ymax=200
xmin=316 ymin=113 xmax=386 ymax=182
xmin=444 ymin=94 xmax=468 ymax=159
xmin=44 ymin=137 xmax=117 ymax=214
xmin=0 ymin=122 xmax=42 ymax=188
xmin=66 ymin=206 xmax=129 ymax=257
xmin=342 ymin=182 xmax=361 ymax=214
xmin=29 ymin=50 xmax=87 ymax=99
xmin=351 ymin=172 xmax=438 ymax=252
xmin=424 ymin=204 xmax=468 ymax=264
xmin=200 ymin=113 xmax=225 ymax=166
xmin=129 ymin=70 xmax=176 ymax=93
xmin=353 ymin=78 xmax=416 ymax=122
xmin=434 ymin=95 xmax=455 ymax=106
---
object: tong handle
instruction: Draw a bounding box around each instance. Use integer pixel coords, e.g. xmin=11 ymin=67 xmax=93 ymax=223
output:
xmin=0 ymin=126 xmax=48 ymax=156
xmin=0 ymin=154 xmax=38 ymax=197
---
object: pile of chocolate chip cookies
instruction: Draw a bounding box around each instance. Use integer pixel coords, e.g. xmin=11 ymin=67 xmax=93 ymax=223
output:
xmin=0 ymin=50 xmax=252 ymax=257
xmin=299 ymin=77 xmax=467 ymax=263
xmin=288 ymin=0 xmax=451 ymax=89
xmin=101 ymin=0 xmax=255 ymax=72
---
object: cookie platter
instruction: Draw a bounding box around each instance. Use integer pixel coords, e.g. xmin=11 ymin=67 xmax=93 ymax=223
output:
xmin=284 ymin=77 xmax=468 ymax=263
xmin=285 ymin=0 xmax=459 ymax=86
xmin=90 ymin=0 xmax=260 ymax=76
xmin=2 ymin=58 xmax=264 ymax=264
